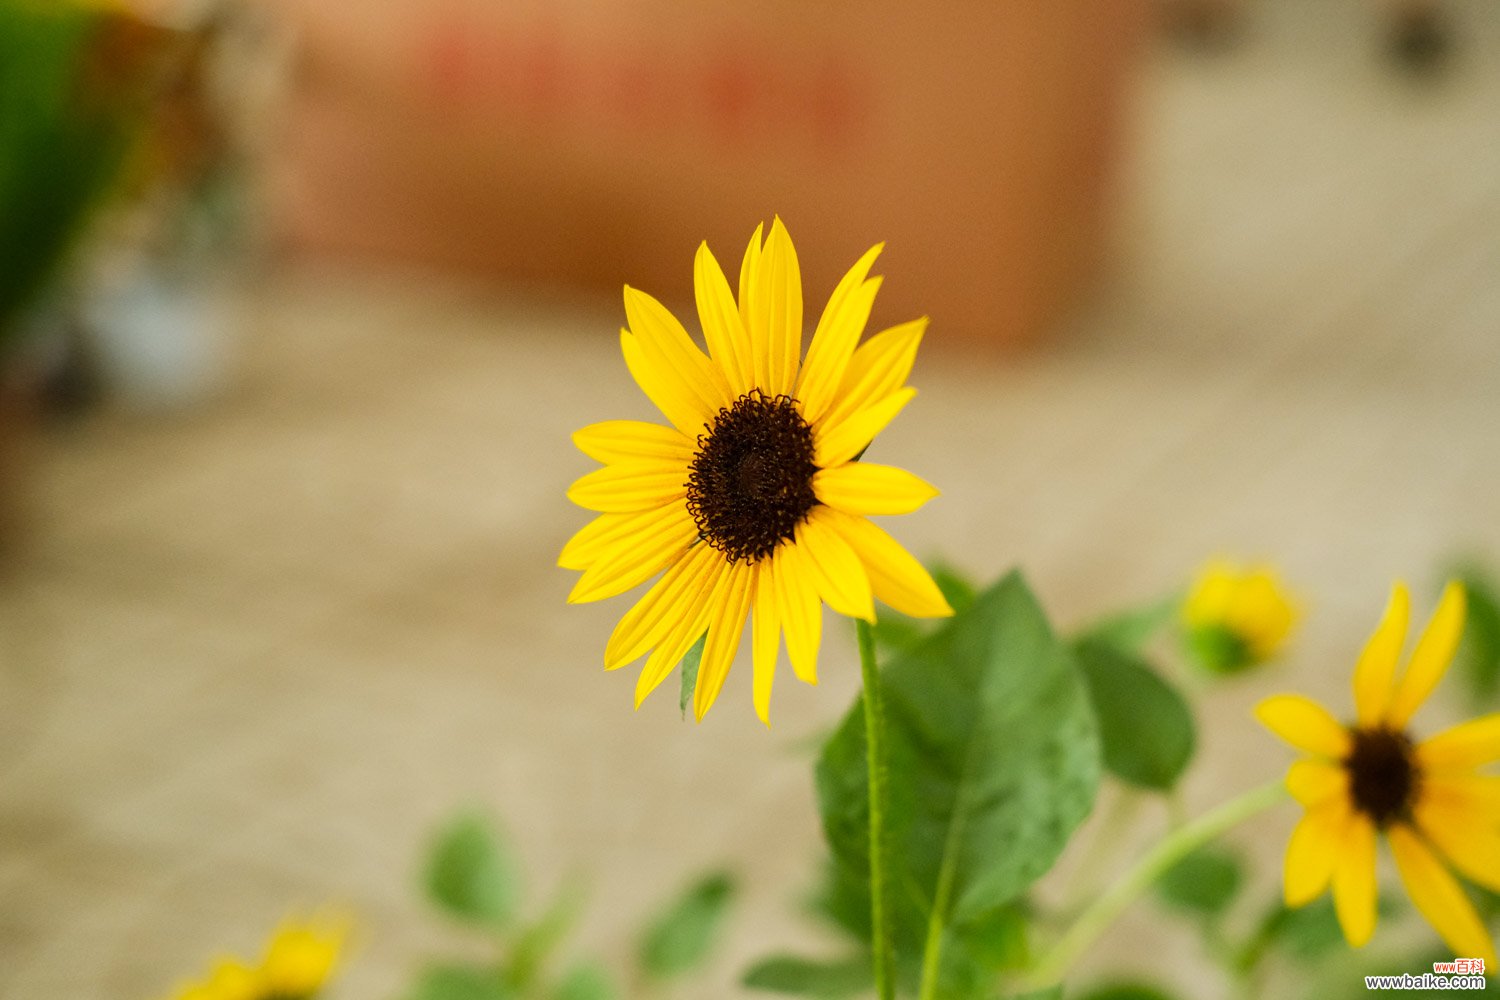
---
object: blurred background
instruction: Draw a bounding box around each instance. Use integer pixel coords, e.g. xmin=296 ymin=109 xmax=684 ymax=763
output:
xmin=2 ymin=0 xmax=1498 ymax=996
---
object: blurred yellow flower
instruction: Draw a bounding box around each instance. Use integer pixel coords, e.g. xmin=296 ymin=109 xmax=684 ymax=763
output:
xmin=562 ymin=218 xmax=952 ymax=724
xmin=1182 ymin=559 xmax=1298 ymax=673
xmin=1256 ymin=581 xmax=1500 ymax=966
xmin=166 ymin=914 xmax=347 ymax=1000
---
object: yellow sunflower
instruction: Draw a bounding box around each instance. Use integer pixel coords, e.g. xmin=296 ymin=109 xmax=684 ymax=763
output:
xmin=562 ymin=218 xmax=953 ymax=724
xmin=1182 ymin=558 xmax=1299 ymax=674
xmin=1256 ymin=580 xmax=1500 ymax=966
xmin=166 ymin=914 xmax=346 ymax=1000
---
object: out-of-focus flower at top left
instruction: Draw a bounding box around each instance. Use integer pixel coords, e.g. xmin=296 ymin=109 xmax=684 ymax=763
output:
xmin=164 ymin=913 xmax=347 ymax=1000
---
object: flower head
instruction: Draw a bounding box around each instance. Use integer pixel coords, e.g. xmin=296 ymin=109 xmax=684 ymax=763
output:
xmin=165 ymin=914 xmax=347 ymax=1000
xmin=1183 ymin=559 xmax=1298 ymax=674
xmin=1256 ymin=581 xmax=1500 ymax=966
xmin=562 ymin=218 xmax=953 ymax=724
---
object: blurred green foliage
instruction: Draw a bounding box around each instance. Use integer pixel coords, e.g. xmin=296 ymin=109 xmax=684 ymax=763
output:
xmin=0 ymin=1 xmax=163 ymax=347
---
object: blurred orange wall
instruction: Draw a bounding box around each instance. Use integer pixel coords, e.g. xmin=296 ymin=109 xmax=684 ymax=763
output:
xmin=264 ymin=0 xmax=1149 ymax=345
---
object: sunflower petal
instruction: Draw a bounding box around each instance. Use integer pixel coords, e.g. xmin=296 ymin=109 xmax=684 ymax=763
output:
xmin=820 ymin=509 xmax=952 ymax=618
xmin=752 ymin=562 xmax=779 ymax=727
xmin=775 ymin=545 xmax=822 ymax=685
xmin=814 ymin=387 xmax=916 ymax=470
xmin=1353 ymin=581 xmax=1410 ymax=726
xmin=757 ymin=217 xmax=802 ymax=397
xmin=567 ymin=509 xmax=698 ymax=603
xmin=1331 ymin=814 xmax=1379 ymax=948
xmin=819 ymin=317 xmax=926 ymax=434
xmin=1286 ymin=759 xmax=1348 ymax=807
xmin=621 ymin=330 xmax=711 ymax=437
xmin=1284 ymin=798 xmax=1351 ymax=906
xmin=1415 ymin=795 xmax=1500 ymax=894
xmin=694 ymin=562 xmax=754 ymax=720
xmin=796 ymin=243 xmax=884 ymax=424
xmin=623 ymin=287 xmax=731 ymax=421
xmin=739 ymin=222 xmax=768 ymax=388
xmin=572 ymin=420 xmax=694 ymax=466
xmin=1385 ymin=581 xmax=1465 ymax=727
xmin=566 ymin=461 xmax=687 ymax=513
xmin=813 ymin=463 xmax=939 ymax=517
xmin=694 ymin=241 xmax=752 ymax=396
xmin=605 ymin=544 xmax=721 ymax=670
xmin=1418 ymin=714 xmax=1500 ymax=772
xmin=634 ymin=563 xmax=725 ymax=707
xmin=1254 ymin=695 xmax=1353 ymax=758
xmin=1388 ymin=825 xmax=1499 ymax=968
xmin=795 ymin=508 xmax=875 ymax=622
xmin=1420 ymin=772 xmax=1500 ymax=825
xmin=561 ymin=505 xmax=686 ymax=571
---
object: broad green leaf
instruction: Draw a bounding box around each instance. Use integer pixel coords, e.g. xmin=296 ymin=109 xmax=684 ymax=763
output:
xmin=679 ymin=633 xmax=707 ymax=719
xmin=1075 ymin=639 xmax=1195 ymax=791
xmin=638 ymin=871 xmax=737 ymax=980
xmin=817 ymin=571 xmax=1101 ymax=930
xmin=425 ymin=813 xmax=521 ymax=929
xmin=1074 ymin=593 xmax=1181 ymax=653
xmin=405 ymin=963 xmax=513 ymax=1000
xmin=551 ymin=961 xmax=617 ymax=1000
xmin=1156 ymin=846 xmax=1243 ymax=918
xmin=741 ymin=954 xmax=873 ymax=998
xmin=1075 ymin=984 xmax=1180 ymax=1000
xmin=1450 ymin=565 xmax=1500 ymax=702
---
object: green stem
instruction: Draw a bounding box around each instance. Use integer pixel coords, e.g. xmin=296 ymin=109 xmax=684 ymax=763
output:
xmin=1024 ymin=779 xmax=1286 ymax=991
xmin=857 ymin=619 xmax=896 ymax=1000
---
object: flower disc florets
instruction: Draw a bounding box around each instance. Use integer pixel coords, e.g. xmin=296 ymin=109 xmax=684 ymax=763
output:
xmin=686 ymin=391 xmax=819 ymax=564
xmin=1344 ymin=726 xmax=1417 ymax=827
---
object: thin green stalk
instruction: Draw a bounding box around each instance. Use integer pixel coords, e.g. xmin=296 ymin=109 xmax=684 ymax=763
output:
xmin=1024 ymin=779 xmax=1286 ymax=991
xmin=857 ymin=618 xmax=896 ymax=1000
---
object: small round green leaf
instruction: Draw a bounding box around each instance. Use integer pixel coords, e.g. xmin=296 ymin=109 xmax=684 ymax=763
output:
xmin=1075 ymin=639 xmax=1196 ymax=791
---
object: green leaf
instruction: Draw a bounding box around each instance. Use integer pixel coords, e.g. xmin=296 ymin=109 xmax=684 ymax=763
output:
xmin=679 ymin=633 xmax=707 ymax=719
xmin=932 ymin=564 xmax=979 ymax=614
xmin=425 ymin=813 xmax=521 ymax=929
xmin=1075 ymin=984 xmax=1181 ymax=1000
xmin=638 ymin=870 xmax=737 ymax=980
xmin=1451 ymin=565 xmax=1500 ymax=702
xmin=1075 ymin=639 xmax=1195 ymax=791
xmin=741 ymin=955 xmax=873 ymax=998
xmin=551 ymin=961 xmax=617 ymax=1000
xmin=1156 ymin=846 xmax=1243 ymax=918
xmin=816 ymin=571 xmax=1101 ymax=930
xmin=405 ymin=963 xmax=513 ymax=1000
xmin=1074 ymin=593 xmax=1181 ymax=653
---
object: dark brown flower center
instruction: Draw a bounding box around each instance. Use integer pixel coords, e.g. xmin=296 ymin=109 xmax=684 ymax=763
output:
xmin=686 ymin=392 xmax=819 ymax=564
xmin=1344 ymin=727 xmax=1418 ymax=826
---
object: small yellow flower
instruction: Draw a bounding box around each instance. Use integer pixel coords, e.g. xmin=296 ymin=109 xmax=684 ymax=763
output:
xmin=1256 ymin=581 xmax=1500 ymax=966
xmin=562 ymin=218 xmax=953 ymax=724
xmin=1183 ymin=559 xmax=1298 ymax=673
xmin=165 ymin=914 xmax=347 ymax=1000
xmin=260 ymin=917 xmax=346 ymax=997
